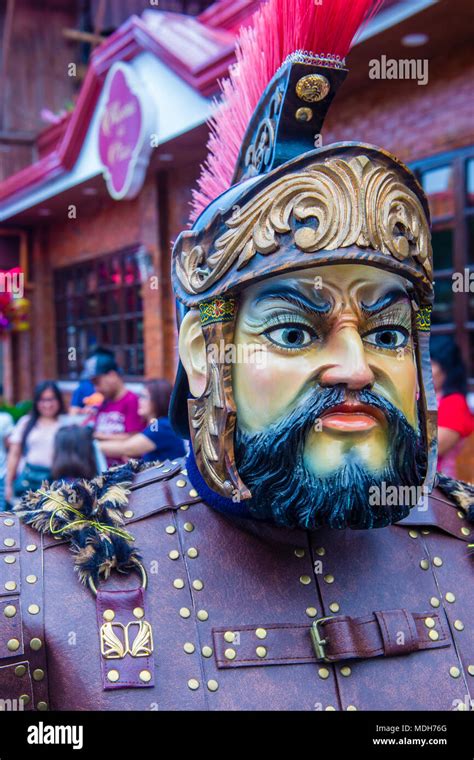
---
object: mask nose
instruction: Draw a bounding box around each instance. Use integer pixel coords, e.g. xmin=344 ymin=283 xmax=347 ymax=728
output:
xmin=318 ymin=324 xmax=375 ymax=391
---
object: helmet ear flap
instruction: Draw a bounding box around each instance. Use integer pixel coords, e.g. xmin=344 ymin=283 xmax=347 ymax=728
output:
xmin=187 ymin=304 xmax=251 ymax=502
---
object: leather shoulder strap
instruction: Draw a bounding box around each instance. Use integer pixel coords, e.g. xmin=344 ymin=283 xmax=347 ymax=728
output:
xmin=129 ymin=459 xmax=186 ymax=491
xmin=118 ymin=458 xmax=202 ymax=523
xmin=397 ymin=486 xmax=472 ymax=541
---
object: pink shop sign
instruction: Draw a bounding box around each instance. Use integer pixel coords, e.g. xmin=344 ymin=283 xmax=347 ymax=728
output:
xmin=98 ymin=62 xmax=156 ymax=200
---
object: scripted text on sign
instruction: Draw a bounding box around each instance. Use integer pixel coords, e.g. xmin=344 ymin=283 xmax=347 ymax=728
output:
xmin=98 ymin=63 xmax=155 ymax=200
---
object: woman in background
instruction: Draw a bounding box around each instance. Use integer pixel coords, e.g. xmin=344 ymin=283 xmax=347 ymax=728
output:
xmin=99 ymin=378 xmax=186 ymax=464
xmin=51 ymin=425 xmax=99 ymax=482
xmin=6 ymin=380 xmax=66 ymax=502
xmin=430 ymin=335 xmax=474 ymax=478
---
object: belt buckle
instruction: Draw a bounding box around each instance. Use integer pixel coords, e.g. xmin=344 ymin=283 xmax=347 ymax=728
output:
xmin=311 ymin=616 xmax=333 ymax=662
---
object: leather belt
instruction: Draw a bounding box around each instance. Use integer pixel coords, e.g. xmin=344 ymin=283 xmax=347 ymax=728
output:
xmin=213 ymin=609 xmax=450 ymax=668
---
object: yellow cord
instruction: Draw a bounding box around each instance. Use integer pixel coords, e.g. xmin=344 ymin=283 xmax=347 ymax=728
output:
xmin=36 ymin=489 xmax=135 ymax=543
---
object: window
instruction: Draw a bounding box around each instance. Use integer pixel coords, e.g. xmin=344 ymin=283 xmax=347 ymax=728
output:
xmin=411 ymin=147 xmax=474 ymax=390
xmin=54 ymin=246 xmax=146 ymax=379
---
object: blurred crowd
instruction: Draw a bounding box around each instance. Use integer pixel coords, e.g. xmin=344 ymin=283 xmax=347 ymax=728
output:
xmin=0 ymin=346 xmax=186 ymax=510
xmin=0 ymin=337 xmax=472 ymax=511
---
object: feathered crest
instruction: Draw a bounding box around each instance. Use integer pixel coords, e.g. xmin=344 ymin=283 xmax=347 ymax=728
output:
xmin=16 ymin=459 xmax=156 ymax=586
xmin=190 ymin=0 xmax=385 ymax=222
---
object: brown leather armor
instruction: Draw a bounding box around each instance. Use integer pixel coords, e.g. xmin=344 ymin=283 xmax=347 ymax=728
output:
xmin=2 ymin=458 xmax=473 ymax=711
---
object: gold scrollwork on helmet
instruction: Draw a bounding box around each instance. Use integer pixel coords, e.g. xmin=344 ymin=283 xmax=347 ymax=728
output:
xmin=176 ymin=155 xmax=432 ymax=296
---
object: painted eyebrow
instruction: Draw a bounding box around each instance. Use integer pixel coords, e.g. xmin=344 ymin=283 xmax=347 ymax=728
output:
xmin=360 ymin=288 xmax=411 ymax=315
xmin=254 ymin=286 xmax=331 ymax=317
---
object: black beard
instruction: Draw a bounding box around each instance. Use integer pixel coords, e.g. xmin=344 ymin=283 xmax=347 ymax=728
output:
xmin=234 ymin=385 xmax=427 ymax=530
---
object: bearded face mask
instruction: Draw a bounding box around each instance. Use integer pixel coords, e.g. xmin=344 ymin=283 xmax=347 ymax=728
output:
xmin=232 ymin=264 xmax=427 ymax=530
xmin=168 ymin=0 xmax=437 ymax=530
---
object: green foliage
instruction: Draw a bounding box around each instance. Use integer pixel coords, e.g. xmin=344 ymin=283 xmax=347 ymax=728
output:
xmin=0 ymin=400 xmax=33 ymax=422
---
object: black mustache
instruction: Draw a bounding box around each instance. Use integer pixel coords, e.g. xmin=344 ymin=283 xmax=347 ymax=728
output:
xmin=234 ymin=384 xmax=426 ymax=530
xmin=239 ymin=385 xmax=412 ymax=452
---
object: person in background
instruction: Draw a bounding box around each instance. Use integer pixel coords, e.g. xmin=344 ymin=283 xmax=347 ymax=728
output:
xmin=69 ymin=377 xmax=103 ymax=416
xmin=0 ymin=388 xmax=14 ymax=510
xmin=6 ymin=381 xmax=66 ymax=502
xmin=81 ymin=347 xmax=142 ymax=467
xmin=99 ymin=378 xmax=186 ymax=464
xmin=51 ymin=425 xmax=99 ymax=482
xmin=430 ymin=334 xmax=474 ymax=478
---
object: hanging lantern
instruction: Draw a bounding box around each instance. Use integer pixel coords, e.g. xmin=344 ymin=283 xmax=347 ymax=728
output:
xmin=7 ymin=296 xmax=30 ymax=332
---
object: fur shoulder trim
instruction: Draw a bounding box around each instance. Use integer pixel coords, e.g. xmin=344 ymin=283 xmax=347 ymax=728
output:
xmin=435 ymin=472 xmax=474 ymax=523
xmin=15 ymin=460 xmax=151 ymax=586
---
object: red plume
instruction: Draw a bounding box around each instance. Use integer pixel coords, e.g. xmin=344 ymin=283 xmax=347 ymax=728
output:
xmin=190 ymin=0 xmax=384 ymax=222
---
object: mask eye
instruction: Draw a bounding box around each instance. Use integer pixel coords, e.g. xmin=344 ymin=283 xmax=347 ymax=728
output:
xmin=364 ymin=328 xmax=409 ymax=350
xmin=264 ymin=324 xmax=316 ymax=350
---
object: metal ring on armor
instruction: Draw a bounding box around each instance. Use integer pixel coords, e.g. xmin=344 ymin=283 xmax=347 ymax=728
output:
xmin=88 ymin=559 xmax=148 ymax=597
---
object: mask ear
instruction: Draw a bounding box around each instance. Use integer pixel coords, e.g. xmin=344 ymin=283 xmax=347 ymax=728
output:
xmin=178 ymin=310 xmax=207 ymax=398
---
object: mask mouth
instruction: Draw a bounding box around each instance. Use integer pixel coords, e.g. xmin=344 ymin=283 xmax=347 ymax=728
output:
xmin=319 ymin=400 xmax=387 ymax=432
